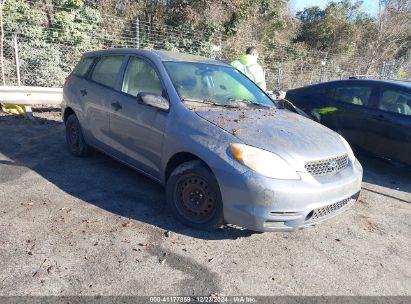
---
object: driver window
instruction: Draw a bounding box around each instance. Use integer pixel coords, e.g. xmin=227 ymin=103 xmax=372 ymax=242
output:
xmin=334 ymin=86 xmax=372 ymax=106
xmin=122 ymin=57 xmax=163 ymax=97
xmin=379 ymin=90 xmax=411 ymax=116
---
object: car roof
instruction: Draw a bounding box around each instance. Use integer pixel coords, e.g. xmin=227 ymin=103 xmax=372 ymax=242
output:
xmin=309 ymin=79 xmax=411 ymax=89
xmin=82 ymin=48 xmax=228 ymax=66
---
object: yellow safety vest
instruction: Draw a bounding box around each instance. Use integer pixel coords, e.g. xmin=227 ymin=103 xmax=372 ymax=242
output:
xmin=231 ymin=54 xmax=266 ymax=91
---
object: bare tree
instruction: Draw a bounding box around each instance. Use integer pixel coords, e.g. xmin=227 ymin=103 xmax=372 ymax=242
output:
xmin=364 ymin=0 xmax=411 ymax=73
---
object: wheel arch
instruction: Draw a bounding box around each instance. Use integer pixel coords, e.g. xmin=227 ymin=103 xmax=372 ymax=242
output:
xmin=63 ymin=107 xmax=75 ymax=124
xmin=164 ymin=152 xmax=214 ymax=183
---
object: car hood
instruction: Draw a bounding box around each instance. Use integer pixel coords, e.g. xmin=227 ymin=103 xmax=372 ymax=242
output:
xmin=195 ymin=108 xmax=347 ymax=171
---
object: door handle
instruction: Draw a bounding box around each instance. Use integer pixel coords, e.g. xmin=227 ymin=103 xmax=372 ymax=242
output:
xmin=111 ymin=101 xmax=122 ymax=111
xmin=80 ymin=89 xmax=88 ymax=96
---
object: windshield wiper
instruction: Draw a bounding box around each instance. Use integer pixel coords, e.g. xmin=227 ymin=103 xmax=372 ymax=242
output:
xmin=182 ymin=98 xmax=239 ymax=108
xmin=226 ymin=98 xmax=271 ymax=107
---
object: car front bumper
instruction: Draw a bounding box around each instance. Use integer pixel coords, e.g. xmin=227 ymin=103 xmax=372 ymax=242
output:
xmin=216 ymin=159 xmax=363 ymax=232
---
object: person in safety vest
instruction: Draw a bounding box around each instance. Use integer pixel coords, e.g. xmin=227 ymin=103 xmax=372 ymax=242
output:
xmin=231 ymin=46 xmax=266 ymax=91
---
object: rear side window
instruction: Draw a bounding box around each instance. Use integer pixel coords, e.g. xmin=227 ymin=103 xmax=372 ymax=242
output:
xmin=122 ymin=57 xmax=163 ymax=97
xmin=72 ymin=57 xmax=95 ymax=77
xmin=91 ymin=56 xmax=124 ymax=89
xmin=334 ymin=86 xmax=372 ymax=107
xmin=379 ymin=89 xmax=411 ymax=116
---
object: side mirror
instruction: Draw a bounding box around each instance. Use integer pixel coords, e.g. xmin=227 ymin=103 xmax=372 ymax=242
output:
xmin=137 ymin=92 xmax=170 ymax=111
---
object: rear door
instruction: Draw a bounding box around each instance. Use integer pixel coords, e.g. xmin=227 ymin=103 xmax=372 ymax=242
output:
xmin=368 ymin=85 xmax=411 ymax=164
xmin=64 ymin=56 xmax=97 ymax=138
xmin=108 ymin=56 xmax=169 ymax=180
xmin=85 ymin=55 xmax=126 ymax=149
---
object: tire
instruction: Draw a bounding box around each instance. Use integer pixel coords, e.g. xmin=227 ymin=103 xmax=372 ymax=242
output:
xmin=65 ymin=114 xmax=92 ymax=157
xmin=166 ymin=160 xmax=224 ymax=231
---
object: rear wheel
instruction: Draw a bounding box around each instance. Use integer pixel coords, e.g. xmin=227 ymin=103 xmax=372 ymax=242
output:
xmin=166 ymin=160 xmax=224 ymax=230
xmin=65 ymin=114 xmax=91 ymax=157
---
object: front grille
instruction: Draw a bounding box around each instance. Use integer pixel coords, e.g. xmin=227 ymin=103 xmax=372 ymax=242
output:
xmin=308 ymin=197 xmax=352 ymax=221
xmin=305 ymin=154 xmax=349 ymax=176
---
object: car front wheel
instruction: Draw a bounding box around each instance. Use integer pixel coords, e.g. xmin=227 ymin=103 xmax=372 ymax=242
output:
xmin=166 ymin=160 xmax=224 ymax=231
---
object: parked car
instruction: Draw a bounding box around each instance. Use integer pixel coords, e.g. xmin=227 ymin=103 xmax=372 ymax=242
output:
xmin=62 ymin=49 xmax=362 ymax=232
xmin=286 ymin=79 xmax=411 ymax=166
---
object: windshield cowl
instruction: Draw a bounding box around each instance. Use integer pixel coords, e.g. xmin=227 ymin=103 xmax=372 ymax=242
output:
xmin=182 ymin=98 xmax=274 ymax=110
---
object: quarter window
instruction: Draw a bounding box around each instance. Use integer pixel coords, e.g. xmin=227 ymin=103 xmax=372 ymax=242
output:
xmin=379 ymin=90 xmax=411 ymax=116
xmin=72 ymin=57 xmax=95 ymax=77
xmin=334 ymin=86 xmax=372 ymax=106
xmin=91 ymin=56 xmax=124 ymax=89
xmin=122 ymin=57 xmax=163 ymax=97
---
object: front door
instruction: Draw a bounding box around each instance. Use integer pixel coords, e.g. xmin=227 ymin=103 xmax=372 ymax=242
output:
xmin=328 ymin=83 xmax=376 ymax=152
xmin=109 ymin=56 xmax=169 ymax=180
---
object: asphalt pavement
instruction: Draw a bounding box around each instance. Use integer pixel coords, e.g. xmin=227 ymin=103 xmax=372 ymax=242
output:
xmin=0 ymin=108 xmax=410 ymax=296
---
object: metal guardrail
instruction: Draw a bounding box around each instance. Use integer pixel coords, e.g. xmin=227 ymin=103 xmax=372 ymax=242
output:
xmin=0 ymin=86 xmax=63 ymax=105
xmin=0 ymin=86 xmax=62 ymax=119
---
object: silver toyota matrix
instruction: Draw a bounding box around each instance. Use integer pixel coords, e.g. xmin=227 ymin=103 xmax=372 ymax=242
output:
xmin=62 ymin=49 xmax=363 ymax=232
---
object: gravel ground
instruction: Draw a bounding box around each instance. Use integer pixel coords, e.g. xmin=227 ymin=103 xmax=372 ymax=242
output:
xmin=0 ymin=107 xmax=410 ymax=296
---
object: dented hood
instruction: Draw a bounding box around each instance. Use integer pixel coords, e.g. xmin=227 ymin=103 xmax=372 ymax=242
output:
xmin=196 ymin=108 xmax=347 ymax=170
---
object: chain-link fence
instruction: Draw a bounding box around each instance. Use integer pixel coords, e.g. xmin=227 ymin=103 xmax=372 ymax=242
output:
xmin=1 ymin=34 xmax=18 ymax=86
xmin=0 ymin=17 xmax=408 ymax=90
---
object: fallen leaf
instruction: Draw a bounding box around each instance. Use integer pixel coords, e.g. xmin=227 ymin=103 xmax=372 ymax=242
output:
xmin=138 ymin=242 xmax=158 ymax=248
xmin=232 ymin=128 xmax=240 ymax=135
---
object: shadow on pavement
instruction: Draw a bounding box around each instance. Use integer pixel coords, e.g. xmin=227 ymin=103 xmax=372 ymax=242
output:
xmin=0 ymin=117 xmax=257 ymax=240
xmin=357 ymin=153 xmax=411 ymax=204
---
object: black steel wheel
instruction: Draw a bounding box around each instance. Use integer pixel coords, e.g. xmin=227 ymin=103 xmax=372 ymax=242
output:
xmin=65 ymin=114 xmax=91 ymax=157
xmin=166 ymin=160 xmax=224 ymax=230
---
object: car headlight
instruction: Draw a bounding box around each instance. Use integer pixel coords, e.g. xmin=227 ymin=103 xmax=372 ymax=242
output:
xmin=230 ymin=143 xmax=300 ymax=180
xmin=337 ymin=134 xmax=355 ymax=163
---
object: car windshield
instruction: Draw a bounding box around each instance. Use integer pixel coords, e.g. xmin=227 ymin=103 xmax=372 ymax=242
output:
xmin=163 ymin=61 xmax=274 ymax=108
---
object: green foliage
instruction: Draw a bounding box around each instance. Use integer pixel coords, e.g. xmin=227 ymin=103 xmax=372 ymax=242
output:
xmin=296 ymin=0 xmax=363 ymax=54
xmin=4 ymin=0 xmax=47 ymax=38
xmin=53 ymin=0 xmax=84 ymax=9
xmin=1 ymin=0 xmax=410 ymax=87
xmin=19 ymin=40 xmax=66 ymax=87
xmin=50 ymin=3 xmax=102 ymax=47
xmin=2 ymin=0 xmax=103 ymax=86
